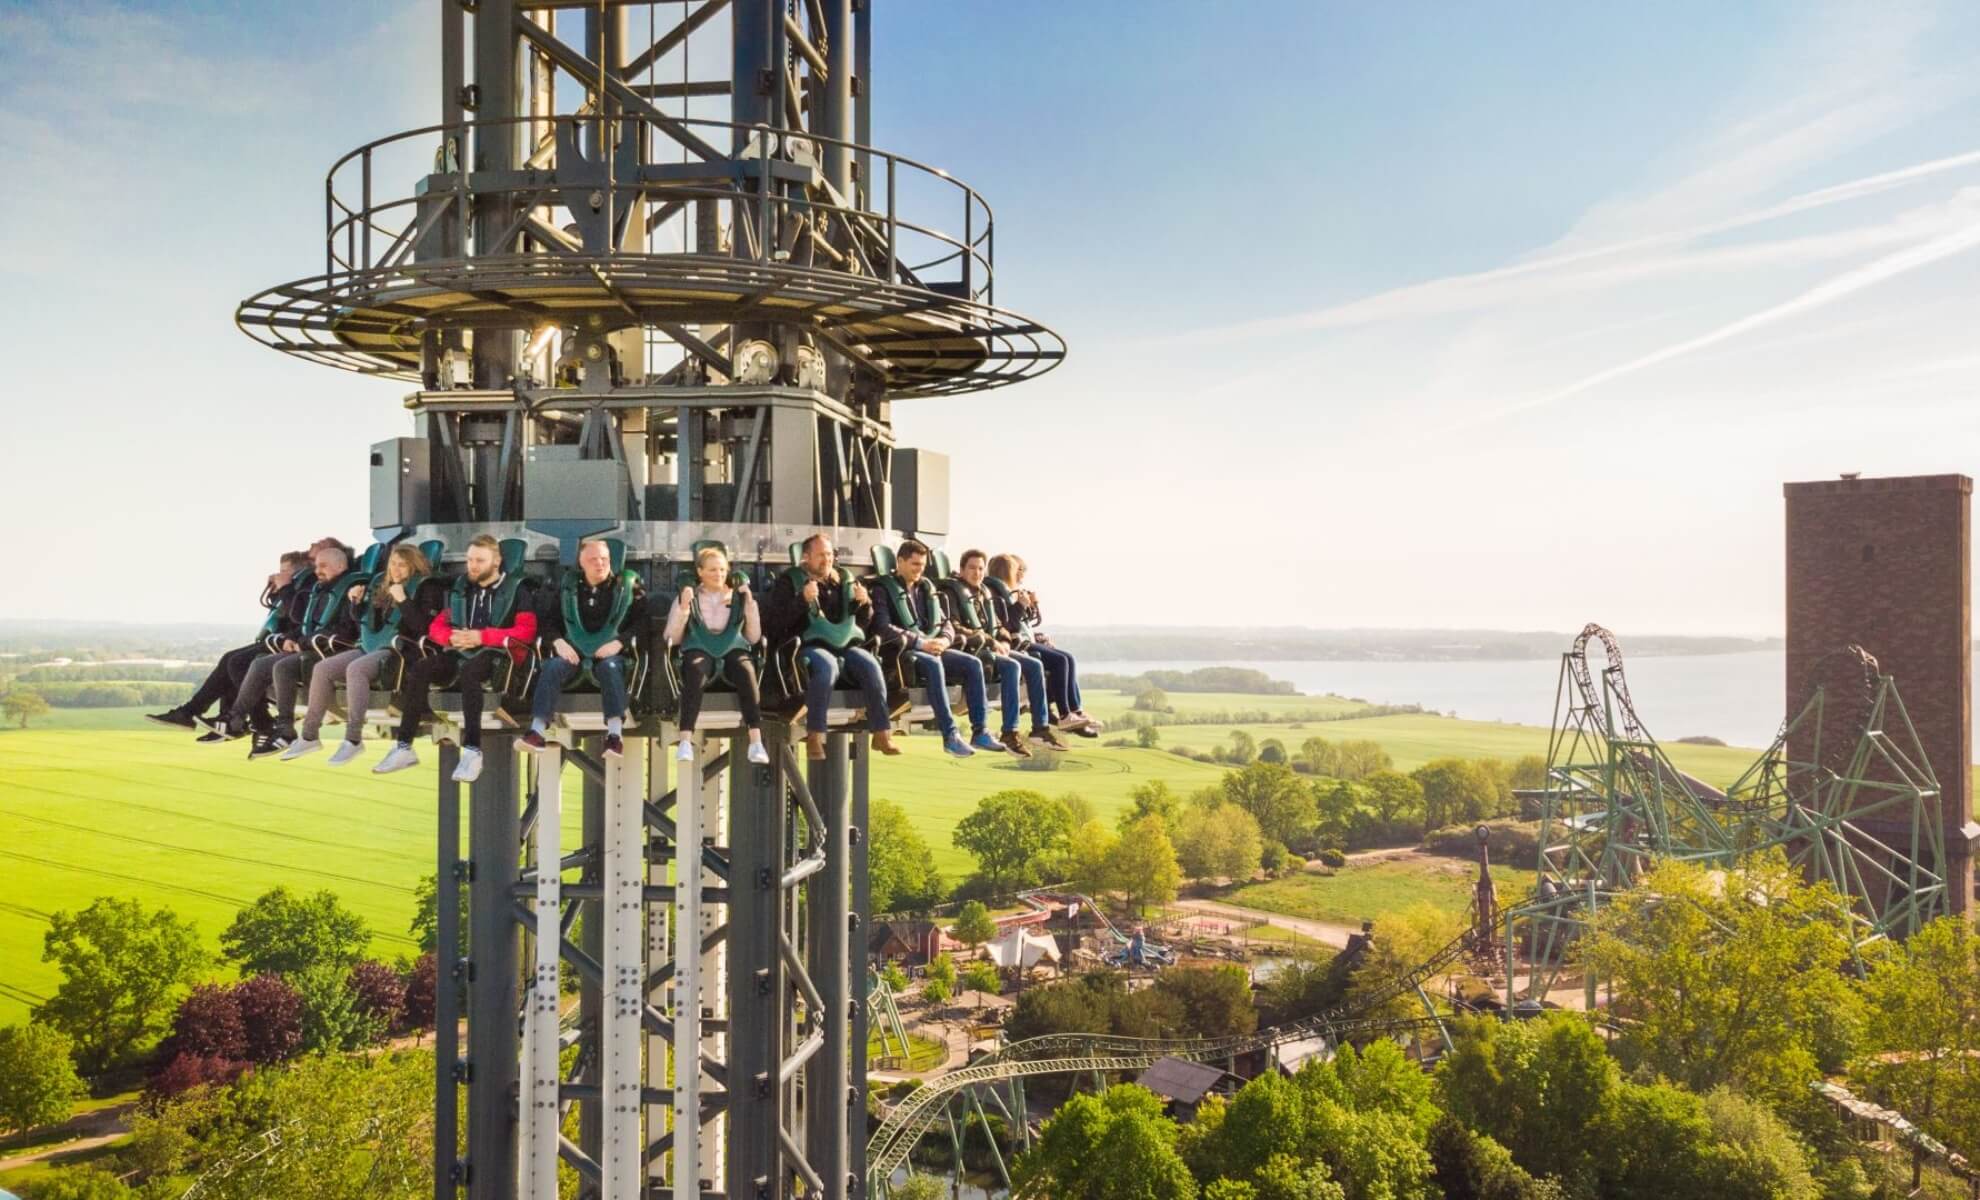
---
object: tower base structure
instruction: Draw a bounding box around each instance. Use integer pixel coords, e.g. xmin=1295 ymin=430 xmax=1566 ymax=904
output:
xmin=422 ymin=688 xmax=894 ymax=1200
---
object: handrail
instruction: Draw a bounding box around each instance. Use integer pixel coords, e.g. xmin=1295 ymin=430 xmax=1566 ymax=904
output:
xmin=315 ymin=114 xmax=996 ymax=305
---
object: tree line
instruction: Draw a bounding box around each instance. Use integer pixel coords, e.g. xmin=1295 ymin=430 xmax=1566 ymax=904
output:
xmin=868 ymin=752 xmax=1546 ymax=919
xmin=1005 ymin=854 xmax=1980 ymax=1199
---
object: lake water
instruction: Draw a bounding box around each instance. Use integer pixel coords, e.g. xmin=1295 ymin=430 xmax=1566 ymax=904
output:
xmin=1086 ymin=652 xmax=1795 ymax=750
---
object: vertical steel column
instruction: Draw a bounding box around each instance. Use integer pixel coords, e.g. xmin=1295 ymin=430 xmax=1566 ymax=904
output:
xmin=671 ymin=733 xmax=706 ymax=1198
xmin=471 ymin=0 xmax=520 ymax=395
xmin=853 ymin=0 xmax=871 ymax=204
xmin=727 ymin=729 xmax=785 ymax=1194
xmin=602 ymin=737 xmax=648 ymax=1197
xmin=467 ymin=733 xmax=521 ymax=1200
xmin=731 ymin=0 xmax=776 ymax=137
xmin=580 ymin=736 xmax=605 ymax=1173
xmin=805 ymin=734 xmax=852 ymax=1197
xmin=644 ymin=734 xmax=672 ymax=1191
xmin=699 ymin=738 xmax=731 ymax=1188
xmin=435 ymin=745 xmax=463 ymax=1200
xmin=819 ymin=0 xmax=853 ymax=195
xmin=519 ymin=745 xmax=562 ymax=1200
xmin=849 ymin=735 xmax=872 ymax=1197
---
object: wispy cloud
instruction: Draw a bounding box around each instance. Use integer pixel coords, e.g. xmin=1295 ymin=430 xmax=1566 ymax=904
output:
xmin=1170 ymin=147 xmax=1980 ymax=348
xmin=1454 ymin=212 xmax=1980 ymax=429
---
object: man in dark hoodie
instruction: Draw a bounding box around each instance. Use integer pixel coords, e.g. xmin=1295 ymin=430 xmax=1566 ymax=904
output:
xmin=224 ymin=540 xmax=361 ymax=759
xmin=148 ymin=548 xmax=311 ymax=735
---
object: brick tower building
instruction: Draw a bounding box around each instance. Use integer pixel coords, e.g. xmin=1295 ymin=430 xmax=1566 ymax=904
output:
xmin=1784 ymin=473 xmax=1977 ymax=919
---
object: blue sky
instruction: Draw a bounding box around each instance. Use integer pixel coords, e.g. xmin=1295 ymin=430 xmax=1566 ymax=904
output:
xmin=6 ymin=1 xmax=1980 ymax=635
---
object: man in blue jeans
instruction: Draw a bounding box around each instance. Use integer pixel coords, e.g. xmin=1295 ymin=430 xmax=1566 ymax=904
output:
xmin=870 ymin=539 xmax=1002 ymax=759
xmin=763 ymin=534 xmax=901 ymax=761
xmin=521 ymin=539 xmax=647 ymax=759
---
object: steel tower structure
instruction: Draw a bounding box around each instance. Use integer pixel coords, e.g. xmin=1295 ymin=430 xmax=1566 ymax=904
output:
xmin=237 ymin=5 xmax=1062 ymax=1199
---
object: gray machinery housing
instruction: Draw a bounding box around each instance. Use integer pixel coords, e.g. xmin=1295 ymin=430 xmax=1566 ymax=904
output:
xmin=237 ymin=3 xmax=1063 ymax=1198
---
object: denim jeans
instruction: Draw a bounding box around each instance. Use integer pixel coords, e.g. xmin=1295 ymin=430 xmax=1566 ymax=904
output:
xmin=801 ymin=645 xmax=890 ymax=733
xmin=533 ymin=653 xmax=630 ymax=725
xmin=1030 ymin=643 xmax=1081 ymax=717
xmin=909 ymin=647 xmax=988 ymax=738
xmin=995 ymin=650 xmax=1051 ymax=733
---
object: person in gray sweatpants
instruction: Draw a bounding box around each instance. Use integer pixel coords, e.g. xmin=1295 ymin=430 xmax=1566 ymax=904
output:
xmin=282 ymin=542 xmax=442 ymax=767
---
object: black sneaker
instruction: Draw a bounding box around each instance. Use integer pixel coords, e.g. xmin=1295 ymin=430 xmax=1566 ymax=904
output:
xmin=193 ymin=714 xmax=221 ymax=733
xmin=603 ymin=734 xmax=624 ymax=759
xmin=145 ymin=710 xmax=197 ymax=730
xmin=195 ymin=730 xmax=228 ymax=745
xmin=247 ymin=734 xmax=289 ymax=760
xmin=214 ymin=717 xmax=248 ymax=742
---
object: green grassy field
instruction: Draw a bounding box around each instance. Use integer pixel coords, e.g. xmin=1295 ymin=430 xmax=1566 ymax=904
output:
xmin=1225 ymin=859 xmax=1530 ymax=928
xmin=0 ymin=694 xmax=1780 ymax=1023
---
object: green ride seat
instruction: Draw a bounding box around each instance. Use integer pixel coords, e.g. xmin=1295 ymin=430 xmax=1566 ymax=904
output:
xmin=539 ymin=537 xmax=645 ymax=709
xmin=650 ymin=540 xmax=757 ymax=721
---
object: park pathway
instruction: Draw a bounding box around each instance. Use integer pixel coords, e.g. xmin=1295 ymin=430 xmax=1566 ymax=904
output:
xmin=1171 ymin=897 xmax=1360 ymax=950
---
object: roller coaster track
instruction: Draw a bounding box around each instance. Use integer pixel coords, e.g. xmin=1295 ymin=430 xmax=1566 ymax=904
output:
xmin=1509 ymin=629 xmax=1945 ymax=1004
xmin=864 ymin=925 xmax=1477 ymax=1183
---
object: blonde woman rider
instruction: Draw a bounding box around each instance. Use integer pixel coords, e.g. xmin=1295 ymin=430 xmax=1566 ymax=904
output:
xmin=285 ymin=542 xmax=439 ymax=765
xmin=986 ymin=553 xmax=1098 ymax=735
xmin=663 ymin=545 xmax=770 ymax=765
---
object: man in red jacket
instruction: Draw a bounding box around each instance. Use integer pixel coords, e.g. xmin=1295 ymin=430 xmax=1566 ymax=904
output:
xmin=374 ymin=533 xmax=538 ymax=782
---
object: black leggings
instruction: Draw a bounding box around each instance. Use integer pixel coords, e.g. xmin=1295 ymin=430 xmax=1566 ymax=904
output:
xmin=396 ymin=651 xmax=503 ymax=748
xmin=677 ymin=649 xmax=762 ymax=732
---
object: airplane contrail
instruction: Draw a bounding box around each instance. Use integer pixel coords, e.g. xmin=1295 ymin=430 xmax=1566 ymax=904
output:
xmin=1174 ymin=147 xmax=1980 ymax=346
xmin=1460 ymin=217 xmax=1980 ymax=428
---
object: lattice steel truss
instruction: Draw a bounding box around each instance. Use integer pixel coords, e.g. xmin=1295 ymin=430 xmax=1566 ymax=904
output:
xmin=1504 ymin=625 xmax=1950 ymax=1005
xmin=434 ymin=722 xmax=875 ymax=1200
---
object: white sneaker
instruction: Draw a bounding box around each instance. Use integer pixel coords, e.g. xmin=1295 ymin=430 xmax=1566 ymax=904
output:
xmin=373 ymin=743 xmax=420 ymax=774
xmin=747 ymin=741 xmax=770 ymax=765
xmin=675 ymin=740 xmax=695 ymax=763
xmin=452 ymin=747 xmax=484 ymax=783
xmin=327 ymin=740 xmax=365 ymax=766
xmin=279 ymin=737 xmax=323 ymax=761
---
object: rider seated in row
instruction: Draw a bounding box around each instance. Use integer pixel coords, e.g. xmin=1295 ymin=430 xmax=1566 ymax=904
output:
xmin=223 ymin=539 xmax=362 ymax=759
xmin=148 ymin=549 xmax=311 ymax=735
xmin=763 ymin=534 xmax=899 ymax=761
xmin=661 ymin=544 xmax=770 ymax=766
xmin=987 ymin=552 xmax=1099 ymax=736
xmin=376 ymin=534 xmax=538 ymax=783
xmin=520 ymin=538 xmax=646 ymax=761
xmin=948 ymin=549 xmax=1067 ymax=755
xmin=869 ymin=539 xmax=1001 ymax=759
xmin=284 ymin=541 xmax=443 ymax=766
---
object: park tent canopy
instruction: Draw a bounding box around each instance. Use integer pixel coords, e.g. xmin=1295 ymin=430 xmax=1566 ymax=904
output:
xmin=984 ymin=927 xmax=1060 ymax=971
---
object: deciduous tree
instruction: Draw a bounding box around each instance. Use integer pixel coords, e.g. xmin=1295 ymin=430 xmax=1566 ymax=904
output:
xmin=36 ymin=897 xmax=207 ymax=1075
xmin=1219 ymin=763 xmax=1313 ymax=848
xmin=951 ymin=901 xmax=998 ymax=952
xmin=867 ymin=798 xmax=946 ymax=914
xmin=0 ymin=1022 xmax=82 ymax=1144
xmin=2 ymin=688 xmax=51 ymax=728
xmin=221 ymin=886 xmax=370 ymax=978
xmin=1106 ymin=815 xmax=1182 ymax=915
xmin=955 ymin=790 xmax=1074 ymax=894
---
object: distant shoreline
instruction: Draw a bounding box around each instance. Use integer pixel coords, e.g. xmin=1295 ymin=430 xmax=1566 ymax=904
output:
xmin=0 ymin=619 xmax=1787 ymax=664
